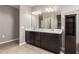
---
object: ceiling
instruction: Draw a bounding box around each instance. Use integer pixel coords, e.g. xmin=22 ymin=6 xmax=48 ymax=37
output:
xmin=9 ymin=5 xmax=19 ymax=9
xmin=9 ymin=5 xmax=35 ymax=9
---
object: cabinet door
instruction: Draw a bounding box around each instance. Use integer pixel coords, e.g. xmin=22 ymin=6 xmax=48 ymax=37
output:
xmin=65 ymin=14 xmax=76 ymax=54
xmin=30 ymin=32 xmax=35 ymax=44
xmin=41 ymin=33 xmax=61 ymax=54
xmin=25 ymin=31 xmax=35 ymax=44
xmin=34 ymin=33 xmax=40 ymax=46
xmin=25 ymin=31 xmax=30 ymax=43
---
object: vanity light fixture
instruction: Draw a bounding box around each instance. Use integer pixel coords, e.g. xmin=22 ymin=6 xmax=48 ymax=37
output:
xmin=45 ymin=7 xmax=54 ymax=12
xmin=32 ymin=10 xmax=42 ymax=15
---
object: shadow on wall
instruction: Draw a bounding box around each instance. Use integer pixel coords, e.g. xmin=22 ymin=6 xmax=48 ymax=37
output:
xmin=13 ymin=8 xmax=19 ymax=39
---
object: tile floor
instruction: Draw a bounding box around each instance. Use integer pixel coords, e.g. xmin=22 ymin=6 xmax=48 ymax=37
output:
xmin=0 ymin=40 xmax=52 ymax=54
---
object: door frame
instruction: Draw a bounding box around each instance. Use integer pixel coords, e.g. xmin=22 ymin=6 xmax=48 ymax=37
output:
xmin=61 ymin=10 xmax=79 ymax=53
xmin=65 ymin=14 xmax=76 ymax=53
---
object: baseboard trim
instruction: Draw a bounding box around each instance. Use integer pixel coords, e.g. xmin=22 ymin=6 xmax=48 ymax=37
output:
xmin=19 ymin=42 xmax=26 ymax=46
xmin=0 ymin=39 xmax=18 ymax=45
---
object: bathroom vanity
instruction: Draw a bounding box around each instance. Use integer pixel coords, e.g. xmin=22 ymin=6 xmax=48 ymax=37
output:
xmin=25 ymin=29 xmax=62 ymax=54
xmin=25 ymin=6 xmax=62 ymax=54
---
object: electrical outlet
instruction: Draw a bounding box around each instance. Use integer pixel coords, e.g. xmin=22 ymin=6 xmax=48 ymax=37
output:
xmin=2 ymin=34 xmax=5 ymax=38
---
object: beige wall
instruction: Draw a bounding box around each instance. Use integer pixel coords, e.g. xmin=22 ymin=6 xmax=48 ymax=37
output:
xmin=0 ymin=6 xmax=19 ymax=43
xmin=20 ymin=5 xmax=32 ymax=44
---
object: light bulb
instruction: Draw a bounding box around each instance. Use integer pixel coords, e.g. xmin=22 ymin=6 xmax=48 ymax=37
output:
xmin=45 ymin=7 xmax=54 ymax=12
xmin=32 ymin=10 xmax=42 ymax=15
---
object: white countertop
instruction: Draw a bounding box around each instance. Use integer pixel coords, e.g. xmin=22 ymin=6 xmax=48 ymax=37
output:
xmin=25 ymin=28 xmax=63 ymax=34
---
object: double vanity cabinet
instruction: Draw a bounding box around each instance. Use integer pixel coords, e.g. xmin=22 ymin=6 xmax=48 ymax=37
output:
xmin=25 ymin=29 xmax=62 ymax=54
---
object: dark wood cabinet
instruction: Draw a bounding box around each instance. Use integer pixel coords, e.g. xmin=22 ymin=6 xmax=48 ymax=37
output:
xmin=35 ymin=33 xmax=41 ymax=47
xmin=25 ymin=31 xmax=35 ymax=44
xmin=65 ymin=14 xmax=76 ymax=54
xmin=41 ymin=33 xmax=61 ymax=53
xmin=25 ymin=31 xmax=61 ymax=54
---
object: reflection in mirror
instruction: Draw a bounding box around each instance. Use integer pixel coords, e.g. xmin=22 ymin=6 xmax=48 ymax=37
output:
xmin=31 ymin=6 xmax=61 ymax=29
xmin=38 ymin=13 xmax=61 ymax=29
xmin=57 ymin=15 xmax=61 ymax=29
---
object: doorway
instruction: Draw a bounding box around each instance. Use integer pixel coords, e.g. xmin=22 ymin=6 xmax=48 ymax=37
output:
xmin=65 ymin=14 xmax=76 ymax=54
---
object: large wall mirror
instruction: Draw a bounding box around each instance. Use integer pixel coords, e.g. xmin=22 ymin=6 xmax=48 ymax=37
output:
xmin=31 ymin=5 xmax=61 ymax=29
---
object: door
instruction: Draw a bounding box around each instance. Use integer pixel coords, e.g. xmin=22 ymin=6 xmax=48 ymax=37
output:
xmin=65 ymin=14 xmax=76 ymax=54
